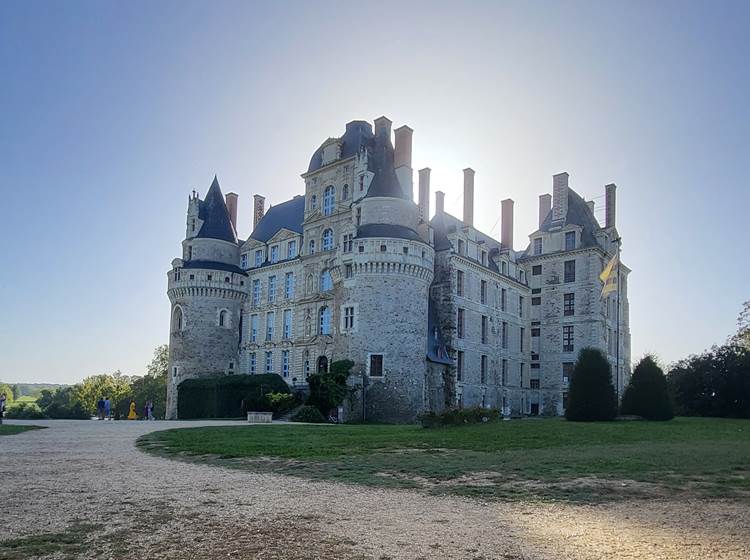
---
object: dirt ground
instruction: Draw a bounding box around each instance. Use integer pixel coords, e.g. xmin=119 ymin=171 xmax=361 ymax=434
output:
xmin=1 ymin=419 xmax=748 ymax=559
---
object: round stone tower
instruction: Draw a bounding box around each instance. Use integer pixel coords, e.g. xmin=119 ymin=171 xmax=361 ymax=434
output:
xmin=336 ymin=118 xmax=434 ymax=422
xmin=166 ymin=177 xmax=247 ymax=419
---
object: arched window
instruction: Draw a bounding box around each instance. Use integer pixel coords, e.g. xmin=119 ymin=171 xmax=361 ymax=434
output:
xmin=320 ymin=269 xmax=333 ymax=292
xmin=323 ymin=186 xmax=335 ymax=216
xmin=342 ymin=184 xmax=349 ymax=200
xmin=308 ymin=239 xmax=316 ymax=255
xmin=317 ymin=355 xmax=329 ymax=373
xmin=219 ymin=309 xmax=228 ymax=327
xmin=322 ymin=229 xmax=333 ymax=251
xmin=319 ymin=306 xmax=331 ymax=335
xmin=172 ymin=306 xmax=183 ymax=332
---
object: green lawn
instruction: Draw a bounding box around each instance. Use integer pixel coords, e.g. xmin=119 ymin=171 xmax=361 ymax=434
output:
xmin=138 ymin=417 xmax=750 ymax=503
xmin=0 ymin=425 xmax=44 ymax=436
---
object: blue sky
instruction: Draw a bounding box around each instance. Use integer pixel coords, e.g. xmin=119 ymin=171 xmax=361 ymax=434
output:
xmin=1 ymin=1 xmax=748 ymax=383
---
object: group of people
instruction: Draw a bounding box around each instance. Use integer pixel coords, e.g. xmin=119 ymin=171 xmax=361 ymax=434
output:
xmin=97 ymin=397 xmax=155 ymax=421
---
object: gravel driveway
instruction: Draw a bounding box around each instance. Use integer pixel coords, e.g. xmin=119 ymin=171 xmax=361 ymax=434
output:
xmin=1 ymin=419 xmax=748 ymax=559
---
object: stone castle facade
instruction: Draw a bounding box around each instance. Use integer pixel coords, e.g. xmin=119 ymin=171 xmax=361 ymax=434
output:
xmin=166 ymin=116 xmax=631 ymax=421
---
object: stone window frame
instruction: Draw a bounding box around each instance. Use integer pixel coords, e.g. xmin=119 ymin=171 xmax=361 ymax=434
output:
xmin=322 ymin=229 xmax=334 ymax=251
xmin=254 ymin=249 xmax=264 ymax=267
xmin=270 ymin=245 xmax=279 ymax=263
xmin=320 ymin=269 xmax=333 ymax=292
xmin=340 ymin=304 xmax=357 ymax=333
xmin=323 ymin=186 xmax=335 ymax=216
xmin=171 ymin=305 xmax=184 ymax=332
xmin=562 ymin=325 xmax=574 ymax=352
xmin=564 ymin=293 xmax=575 ymax=316
xmin=287 ymin=239 xmax=297 ymax=259
xmin=217 ymin=308 xmax=231 ymax=328
xmin=265 ymin=351 xmax=273 ymax=374
xmin=249 ymin=352 xmax=256 ymax=374
xmin=240 ymin=253 xmax=249 ymax=270
xmin=282 ymin=350 xmax=290 ymax=378
xmin=456 ymin=350 xmax=464 ymax=381
xmin=564 ymin=259 xmax=576 ymax=283
xmin=282 ymin=309 xmax=293 ymax=340
xmin=533 ymin=238 xmax=543 ymax=255
xmin=367 ymin=353 xmax=385 ymax=379
xmin=319 ymin=306 xmax=332 ymax=335
xmin=564 ymin=230 xmax=576 ymax=251
xmin=532 ymin=265 xmax=542 ymax=276
xmin=250 ymin=314 xmax=259 ymax=342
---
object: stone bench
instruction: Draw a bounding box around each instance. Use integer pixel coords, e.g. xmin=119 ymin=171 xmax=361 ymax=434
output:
xmin=247 ymin=411 xmax=273 ymax=424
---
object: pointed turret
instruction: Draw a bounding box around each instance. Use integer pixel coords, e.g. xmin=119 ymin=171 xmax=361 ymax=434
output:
xmin=196 ymin=176 xmax=237 ymax=243
xmin=365 ymin=121 xmax=409 ymax=200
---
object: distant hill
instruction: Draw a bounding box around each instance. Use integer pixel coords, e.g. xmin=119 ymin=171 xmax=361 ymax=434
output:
xmin=0 ymin=383 xmax=68 ymax=398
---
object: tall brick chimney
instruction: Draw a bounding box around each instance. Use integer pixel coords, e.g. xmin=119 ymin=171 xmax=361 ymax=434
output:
xmin=394 ymin=125 xmax=414 ymax=200
xmin=501 ymin=198 xmax=514 ymax=250
xmin=463 ymin=168 xmax=475 ymax=226
xmin=225 ymin=192 xmax=238 ymax=232
xmin=552 ymin=172 xmax=569 ymax=223
xmin=435 ymin=190 xmax=445 ymax=215
xmin=418 ymin=168 xmax=431 ymax=222
xmin=538 ymin=193 xmax=551 ymax=228
xmin=374 ymin=115 xmax=392 ymax=139
xmin=253 ymin=194 xmax=265 ymax=231
xmin=605 ymin=183 xmax=617 ymax=229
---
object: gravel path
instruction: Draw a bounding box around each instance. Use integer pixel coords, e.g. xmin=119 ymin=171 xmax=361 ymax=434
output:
xmin=1 ymin=419 xmax=748 ymax=559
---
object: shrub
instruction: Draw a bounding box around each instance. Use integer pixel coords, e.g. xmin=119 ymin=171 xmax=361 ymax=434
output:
xmin=306 ymin=359 xmax=353 ymax=416
xmin=5 ymin=402 xmax=46 ymax=420
xmin=37 ymin=387 xmax=90 ymax=419
xmin=291 ymin=405 xmax=326 ymax=423
xmin=178 ymin=374 xmax=290 ymax=419
xmin=419 ymin=407 xmax=501 ymax=428
xmin=621 ymin=355 xmax=674 ymax=420
xmin=266 ymin=392 xmax=299 ymax=418
xmin=565 ymin=347 xmax=617 ymax=422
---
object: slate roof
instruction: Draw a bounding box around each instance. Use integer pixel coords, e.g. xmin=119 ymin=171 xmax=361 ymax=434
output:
xmin=247 ymin=196 xmax=305 ymax=243
xmin=427 ymin=297 xmax=453 ymax=365
xmin=429 ymin=211 xmax=504 ymax=272
xmin=355 ymin=223 xmax=422 ymax=242
xmin=536 ymin=187 xmax=601 ymax=249
xmin=182 ymin=260 xmax=247 ymax=276
xmin=307 ymin=120 xmax=374 ymax=173
xmin=364 ymin=127 xmax=408 ymax=200
xmin=196 ymin=176 xmax=238 ymax=244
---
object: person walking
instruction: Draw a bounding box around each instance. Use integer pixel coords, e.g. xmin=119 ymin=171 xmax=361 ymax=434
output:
xmin=147 ymin=400 xmax=155 ymax=421
xmin=103 ymin=397 xmax=111 ymax=420
xmin=97 ymin=397 xmax=105 ymax=420
xmin=0 ymin=392 xmax=6 ymax=425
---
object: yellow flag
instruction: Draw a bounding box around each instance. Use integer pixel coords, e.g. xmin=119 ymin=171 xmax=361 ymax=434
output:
xmin=600 ymin=253 xmax=619 ymax=298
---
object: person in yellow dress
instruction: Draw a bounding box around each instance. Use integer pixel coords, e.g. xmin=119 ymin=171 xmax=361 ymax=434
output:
xmin=127 ymin=400 xmax=138 ymax=420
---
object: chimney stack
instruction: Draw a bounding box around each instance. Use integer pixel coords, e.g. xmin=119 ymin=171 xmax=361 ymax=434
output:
xmin=538 ymin=194 xmax=551 ymax=228
xmin=552 ymin=172 xmax=569 ymax=223
xmin=605 ymin=183 xmax=617 ymax=228
xmin=253 ymin=194 xmax=265 ymax=231
xmin=463 ymin=168 xmax=475 ymax=226
xmin=225 ymin=192 xmax=238 ymax=232
xmin=435 ymin=190 xmax=445 ymax=215
xmin=501 ymin=198 xmax=514 ymax=250
xmin=394 ymin=125 xmax=414 ymax=200
xmin=587 ymin=200 xmax=595 ymax=214
xmin=418 ymin=168 xmax=431 ymax=222
xmin=374 ymin=115 xmax=392 ymax=139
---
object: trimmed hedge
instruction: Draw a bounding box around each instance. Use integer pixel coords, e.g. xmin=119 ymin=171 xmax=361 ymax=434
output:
xmin=178 ymin=374 xmax=290 ymax=419
xmin=621 ymin=355 xmax=674 ymax=420
xmin=420 ymin=407 xmax=501 ymax=428
xmin=290 ymin=405 xmax=326 ymax=423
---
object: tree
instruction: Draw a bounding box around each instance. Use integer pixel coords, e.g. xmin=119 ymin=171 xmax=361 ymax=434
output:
xmin=620 ymin=355 xmax=674 ymax=420
xmin=0 ymin=383 xmax=15 ymax=405
xmin=565 ymin=348 xmax=617 ymax=421
xmin=38 ymin=386 xmax=89 ymax=419
xmin=732 ymin=300 xmax=750 ymax=349
xmin=147 ymin=345 xmax=169 ymax=380
xmin=306 ymin=359 xmax=353 ymax=416
xmin=73 ymin=372 xmax=132 ymax=416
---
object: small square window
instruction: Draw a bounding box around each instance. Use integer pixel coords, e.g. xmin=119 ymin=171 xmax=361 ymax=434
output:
xmin=532 ymin=297 xmax=541 ymax=306
xmin=403 ymin=246 xmax=409 ymax=255
xmin=532 ymin=265 xmax=542 ymax=276
xmin=358 ymin=245 xmax=365 ymax=253
xmin=380 ymin=245 xmax=387 ymax=252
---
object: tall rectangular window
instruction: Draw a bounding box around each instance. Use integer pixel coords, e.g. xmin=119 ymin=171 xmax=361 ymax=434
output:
xmin=254 ymin=249 xmax=263 ymax=267
xmin=265 ymin=351 xmax=273 ymax=373
xmin=520 ymin=327 xmax=525 ymax=352
xmin=519 ymin=296 xmax=524 ymax=318
xmin=344 ymin=306 xmax=355 ymax=329
xmin=501 ymin=288 xmax=507 ymax=311
xmin=480 ymin=280 xmax=487 ymax=304
xmin=285 ymin=272 xmax=295 ymax=299
xmin=502 ymin=359 xmax=507 ymax=385
xmin=456 ymin=351 xmax=464 ymax=381
xmin=481 ymin=250 xmax=487 ymax=266
xmin=480 ymin=355 xmax=488 ymax=384
xmin=270 ymin=245 xmax=279 ymax=263
xmin=502 ymin=321 xmax=508 ymax=349
xmin=481 ymin=315 xmax=488 ymax=344
xmin=564 ymin=260 xmax=576 ymax=283
xmin=563 ymin=325 xmax=574 ymax=352
xmin=369 ymin=354 xmax=383 ymax=377
xmin=344 ymin=264 xmax=353 ymax=278
xmin=565 ymin=231 xmax=576 ymax=251
xmin=456 ymin=270 xmax=464 ymax=296
xmin=457 ymin=239 xmax=465 ymax=255
xmin=252 ymin=279 xmax=261 ymax=306
xmin=530 ymin=378 xmax=540 ymax=390
xmin=266 ymin=312 xmax=275 ymax=341
xmin=287 ymin=240 xmax=297 ymax=259
xmin=457 ymin=308 xmax=465 ymax=339
xmin=268 ymin=275 xmax=277 ymax=303
xmin=282 ymin=309 xmax=292 ymax=339
xmin=282 ymin=350 xmax=289 ymax=377
xmin=534 ymin=238 xmax=543 ymax=255
xmin=250 ymin=314 xmax=258 ymax=342
xmin=343 ymin=234 xmax=353 ymax=253
xmin=249 ymin=352 xmax=256 ymax=374
xmin=564 ymin=293 xmax=575 ymax=316
xmin=563 ymin=362 xmax=575 ymax=383
xmin=240 ymin=253 xmax=248 ymax=269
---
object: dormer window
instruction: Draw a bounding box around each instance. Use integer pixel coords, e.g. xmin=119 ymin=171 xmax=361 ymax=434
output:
xmin=457 ymin=239 xmax=465 ymax=255
xmin=565 ymin=231 xmax=576 ymax=251
xmin=254 ymin=249 xmax=263 ymax=267
xmin=270 ymin=245 xmax=279 ymax=263
xmin=240 ymin=253 xmax=248 ymax=269
xmin=534 ymin=238 xmax=543 ymax=255
xmin=191 ymin=218 xmax=196 ymax=232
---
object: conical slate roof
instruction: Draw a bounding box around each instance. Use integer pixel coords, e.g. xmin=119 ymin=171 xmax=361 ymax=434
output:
xmin=196 ymin=176 xmax=237 ymax=243
xmin=365 ymin=127 xmax=408 ymax=200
